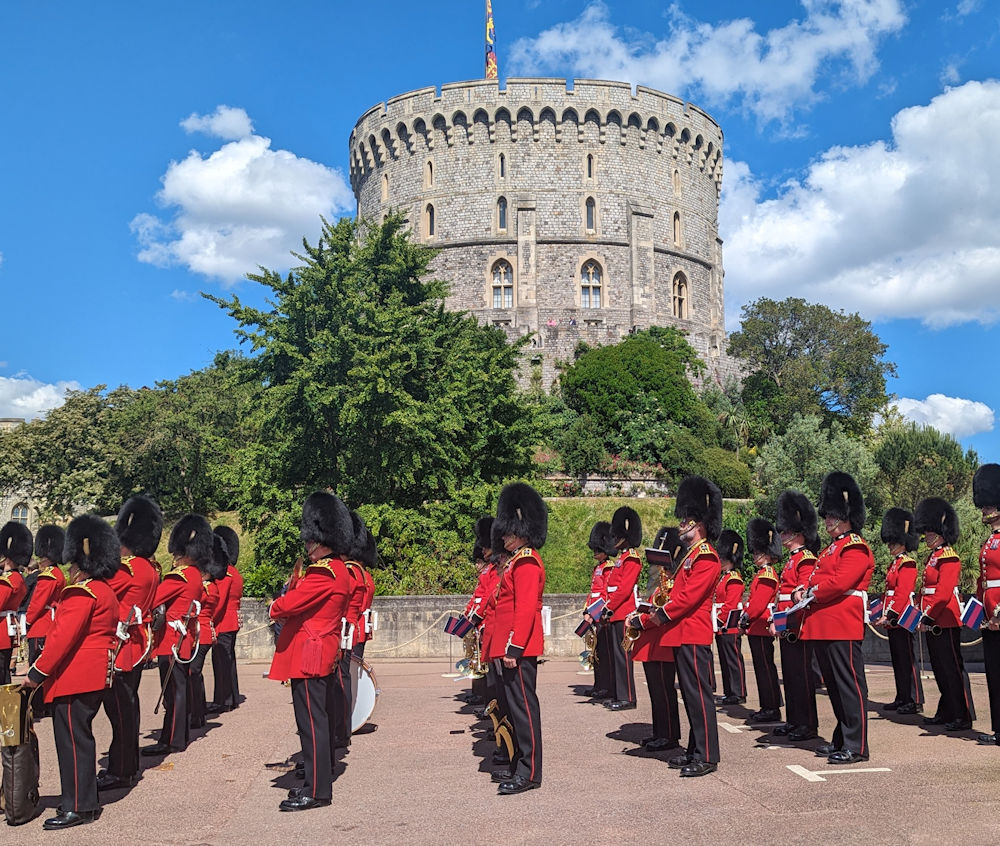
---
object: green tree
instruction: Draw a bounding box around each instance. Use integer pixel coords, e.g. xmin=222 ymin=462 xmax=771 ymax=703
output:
xmin=558 ymin=414 xmax=606 ymax=479
xmin=728 ymin=297 xmax=896 ymax=435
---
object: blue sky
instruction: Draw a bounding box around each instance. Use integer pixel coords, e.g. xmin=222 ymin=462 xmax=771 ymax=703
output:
xmin=1 ymin=1 xmax=998 ymax=460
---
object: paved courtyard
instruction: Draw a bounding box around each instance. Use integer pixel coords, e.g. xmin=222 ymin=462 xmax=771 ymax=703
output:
xmin=8 ymin=655 xmax=1000 ymax=844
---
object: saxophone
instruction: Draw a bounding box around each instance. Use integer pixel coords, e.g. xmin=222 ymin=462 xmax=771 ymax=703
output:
xmin=459 ymin=629 xmax=488 ymax=679
xmin=580 ymin=626 xmax=598 ymax=669
xmin=624 ymin=568 xmax=674 ymax=651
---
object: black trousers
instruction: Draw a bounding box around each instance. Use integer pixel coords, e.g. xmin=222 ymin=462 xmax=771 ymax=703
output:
xmin=211 ymin=630 xmax=240 ymax=710
xmin=491 ymin=658 xmax=511 ymax=722
xmin=983 ymin=628 xmax=1000 ymax=733
xmin=748 ymin=634 xmax=783 ymax=710
xmin=926 ymin=626 xmax=974 ymax=722
xmin=103 ymin=667 xmax=141 ymax=778
xmin=188 ymin=643 xmax=213 ymax=729
xmin=779 ymin=636 xmax=817 ymax=729
xmin=290 ymin=675 xmax=334 ymax=801
xmin=52 ymin=690 xmax=102 ymax=814
xmin=642 ymin=660 xmax=680 ymax=742
xmin=715 ymin=633 xmax=746 ymax=699
xmin=0 ymin=647 xmax=11 ymax=685
xmin=812 ymin=640 xmax=869 ymax=755
xmin=608 ymin=620 xmax=636 ymax=704
xmin=157 ymin=656 xmax=191 ymax=751
xmin=675 ymin=643 xmax=720 ymax=764
xmin=28 ymin=636 xmax=43 ymax=665
xmin=887 ymin=626 xmax=924 ymax=706
xmin=501 ymin=657 xmax=542 ymax=784
xmin=594 ymin=625 xmax=613 ymax=694
xmin=331 ymin=651 xmax=350 ymax=747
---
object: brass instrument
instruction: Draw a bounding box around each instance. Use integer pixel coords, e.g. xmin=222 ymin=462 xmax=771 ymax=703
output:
xmin=579 ymin=627 xmax=598 ymax=670
xmin=485 ymin=698 xmax=515 ymax=762
xmin=652 ymin=567 xmax=674 ymax=608
xmin=457 ymin=629 xmax=488 ymax=679
xmin=622 ymin=618 xmax=642 ymax=651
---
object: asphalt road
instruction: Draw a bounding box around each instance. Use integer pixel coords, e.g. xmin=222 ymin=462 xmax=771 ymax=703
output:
xmin=8 ymin=653 xmax=1000 ymax=844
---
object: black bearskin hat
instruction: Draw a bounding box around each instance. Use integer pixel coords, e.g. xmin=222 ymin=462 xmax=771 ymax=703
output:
xmin=817 ymin=472 xmax=866 ymax=533
xmin=674 ymin=476 xmax=722 ymax=542
xmin=0 ymin=522 xmax=32 ymax=569
xmin=347 ymin=512 xmax=378 ymax=568
xmin=168 ymin=514 xmax=214 ymax=569
xmin=116 ymin=496 xmax=163 ymax=558
xmin=34 ymin=524 xmax=66 ymax=564
xmin=300 ymin=492 xmax=354 ymax=557
xmin=717 ymin=529 xmax=744 ymax=567
xmin=494 ymin=482 xmax=548 ymax=549
xmin=880 ymin=508 xmax=919 ymax=551
xmin=611 ymin=506 xmax=642 ymax=549
xmin=775 ymin=490 xmax=820 ymax=549
xmin=588 ymin=521 xmax=616 ymax=556
xmin=475 ymin=516 xmax=495 ymax=551
xmin=213 ymin=525 xmax=240 ymax=566
xmin=747 ymin=518 xmax=782 ymax=560
xmin=914 ymin=497 xmax=959 ymax=546
xmin=64 ymin=514 xmax=119 ymax=580
xmin=490 ymin=521 xmax=506 ymax=563
xmin=206 ymin=534 xmax=231 ymax=580
xmin=973 ymin=464 xmax=1000 ymax=510
xmin=473 ymin=543 xmax=485 ymax=562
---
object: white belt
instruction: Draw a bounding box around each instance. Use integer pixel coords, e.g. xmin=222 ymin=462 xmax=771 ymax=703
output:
xmin=886 ymin=590 xmax=895 ymax=596
xmin=986 ymin=580 xmax=1000 ymax=589
xmin=921 ymin=588 xmax=936 ymax=594
xmin=606 ymin=586 xmax=619 ymax=593
xmin=590 ymin=592 xmax=601 ymax=598
xmin=778 ymin=593 xmax=792 ymax=601
xmin=845 ymin=590 xmax=866 ymax=598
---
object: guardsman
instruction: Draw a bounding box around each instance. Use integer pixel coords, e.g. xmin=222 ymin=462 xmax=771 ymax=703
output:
xmin=797 ymin=472 xmax=874 ymax=764
xmin=489 ymin=482 xmax=547 ymax=795
xmin=0 ymin=522 xmax=31 ymax=685
xmin=915 ymin=497 xmax=975 ymax=731
xmin=772 ymin=490 xmax=820 ymax=741
xmin=142 ymin=514 xmax=212 ymax=756
xmin=743 ymin=519 xmax=783 ymax=724
xmin=482 ymin=521 xmax=512 ymax=767
xmin=208 ymin=525 xmax=243 ymax=713
xmin=874 ymin=508 xmax=923 ymax=715
xmin=604 ymin=507 xmax=642 ymax=711
xmin=629 ymin=526 xmax=684 ymax=752
xmin=635 ymin=475 xmax=723 ymax=777
xmin=25 ymin=525 xmax=66 ymax=670
xmin=465 ymin=517 xmax=495 ymax=715
xmin=714 ymin=529 xmax=746 ymax=705
xmin=188 ymin=533 xmax=229 ymax=730
xmin=269 ymin=491 xmax=353 ymax=812
xmin=98 ymin=495 xmax=162 ymax=790
xmin=582 ymin=521 xmax=614 ymax=697
xmin=974 ymin=464 xmax=1000 ymax=745
xmin=337 ymin=511 xmax=376 ymax=744
xmin=23 ymin=514 xmax=118 ymax=830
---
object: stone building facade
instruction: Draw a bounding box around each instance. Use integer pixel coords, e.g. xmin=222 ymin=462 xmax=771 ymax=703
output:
xmin=0 ymin=418 xmax=38 ymax=531
xmin=349 ymin=78 xmax=732 ymax=387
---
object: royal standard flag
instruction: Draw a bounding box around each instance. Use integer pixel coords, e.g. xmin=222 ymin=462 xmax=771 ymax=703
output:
xmin=486 ymin=0 xmax=498 ymax=79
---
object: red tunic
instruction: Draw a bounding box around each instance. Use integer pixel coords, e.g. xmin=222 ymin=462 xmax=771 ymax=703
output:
xmin=488 ymin=547 xmax=546 ymax=659
xmin=110 ymin=555 xmax=160 ymax=671
xmin=217 ymin=564 xmax=243 ymax=633
xmin=31 ymin=579 xmax=117 ymax=702
xmin=268 ymin=558 xmax=351 ymax=680
xmin=632 ymin=577 xmax=675 ymax=662
xmin=977 ymin=530 xmax=1000 ymax=619
xmin=361 ymin=568 xmax=376 ymax=640
xmin=606 ymin=549 xmax=641 ymax=622
xmin=800 ymin=533 xmax=874 ymax=641
xmin=197 ymin=579 xmax=220 ymax=645
xmin=745 ymin=565 xmax=779 ymax=636
xmin=640 ymin=541 xmax=721 ymax=647
xmin=920 ymin=545 xmax=962 ymax=628
xmin=152 ymin=564 xmax=204 ymax=660
xmin=776 ymin=548 xmax=817 ymax=612
xmin=0 ymin=571 xmax=27 ymax=651
xmin=479 ymin=563 xmax=502 ymax=657
xmin=884 ymin=553 xmax=919 ymax=618
xmin=714 ymin=570 xmax=743 ymax=633
xmin=25 ymin=565 xmax=65 ymax=638
xmin=344 ymin=561 xmax=368 ymax=645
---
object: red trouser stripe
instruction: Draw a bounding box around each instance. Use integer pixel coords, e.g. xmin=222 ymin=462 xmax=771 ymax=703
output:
xmin=68 ymin=699 xmax=79 ymax=811
xmin=693 ymin=646 xmax=710 ymax=759
xmin=517 ymin=665 xmax=537 ymax=782
xmin=848 ymin=646 xmax=867 ymax=755
xmin=305 ymin=682 xmax=318 ymax=797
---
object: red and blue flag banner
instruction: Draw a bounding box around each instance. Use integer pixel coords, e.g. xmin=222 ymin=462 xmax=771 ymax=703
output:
xmin=896 ymin=604 xmax=921 ymax=633
xmin=868 ymin=596 xmax=884 ymax=620
xmin=962 ymin=596 xmax=985 ymax=630
xmin=485 ymin=0 xmax=498 ymax=79
xmin=772 ymin=610 xmax=788 ymax=632
xmin=575 ymin=617 xmax=593 ymax=637
xmin=444 ymin=615 xmax=474 ymax=637
xmin=586 ymin=597 xmax=606 ymax=619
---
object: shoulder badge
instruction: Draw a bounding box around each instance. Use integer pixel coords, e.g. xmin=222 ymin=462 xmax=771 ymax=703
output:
xmin=164 ymin=566 xmax=189 ymax=582
xmin=39 ymin=565 xmax=59 ymax=579
xmin=307 ymin=559 xmax=338 ymax=577
xmin=0 ymin=573 xmax=11 ymax=587
xmin=727 ymin=570 xmax=743 ymax=583
xmin=761 ymin=565 xmax=778 ymax=581
xmin=64 ymin=579 xmax=97 ymax=599
xmin=121 ymin=555 xmax=136 ymax=576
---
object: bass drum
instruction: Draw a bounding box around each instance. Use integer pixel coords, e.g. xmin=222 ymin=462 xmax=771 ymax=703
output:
xmin=350 ymin=654 xmax=380 ymax=733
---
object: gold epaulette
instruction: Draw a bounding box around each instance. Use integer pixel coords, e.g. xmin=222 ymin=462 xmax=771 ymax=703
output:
xmin=121 ymin=555 xmax=136 ymax=576
xmin=307 ymin=559 xmax=338 ymax=577
xmin=64 ymin=579 xmax=96 ymax=599
xmin=727 ymin=570 xmax=744 ymax=583
xmin=843 ymin=534 xmax=870 ymax=551
xmin=899 ymin=555 xmax=917 ymax=567
xmin=0 ymin=574 xmax=11 ymax=587
xmin=39 ymin=565 xmax=60 ymax=580
xmin=799 ymin=549 xmax=817 ymax=561
xmin=514 ymin=547 xmax=537 ymax=561
xmin=164 ymin=566 xmax=189 ymax=582
xmin=760 ymin=565 xmax=778 ymax=582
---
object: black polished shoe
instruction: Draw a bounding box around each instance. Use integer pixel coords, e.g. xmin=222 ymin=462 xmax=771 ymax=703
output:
xmin=607 ymin=700 xmax=637 ymax=711
xmin=474 ymin=709 xmax=488 ymax=720
xmin=680 ymin=761 xmax=718 ymax=777
xmin=645 ymin=738 xmax=680 ymax=752
xmin=490 ymin=769 xmax=513 ymax=783
xmin=279 ymin=795 xmax=331 ymax=812
xmin=882 ymin=700 xmax=902 ymax=711
xmin=719 ymin=695 xmax=745 ymax=705
xmin=43 ymin=809 xmax=100 ymax=830
xmin=639 ymin=735 xmax=655 ymax=746
xmin=748 ymin=708 xmax=781 ymax=723
xmin=895 ymin=702 xmax=921 ymax=715
xmin=497 ymin=775 xmax=540 ymax=795
xmin=287 ymin=786 xmax=304 ymax=799
xmin=788 ymin=727 xmax=819 ymax=741
xmin=827 ymin=750 xmax=869 ymax=765
xmin=668 ymin=754 xmax=694 ymax=769
xmin=97 ymin=772 xmax=137 ymax=791
xmin=922 ymin=715 xmax=947 ymax=725
xmin=141 ymin=742 xmax=172 ymax=756
xmin=977 ymin=732 xmax=1000 ymax=746
xmin=771 ymin=723 xmax=793 ymax=736
xmin=589 ymin=689 xmax=610 ymax=699
xmin=945 ymin=719 xmax=973 ymax=731
xmin=491 ymin=750 xmax=510 ymax=765
xmin=814 ymin=743 xmax=838 ymax=757
xmin=205 ymin=703 xmax=226 ymax=715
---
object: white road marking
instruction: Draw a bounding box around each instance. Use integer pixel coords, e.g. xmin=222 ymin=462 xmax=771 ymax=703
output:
xmin=787 ymin=764 xmax=891 ymax=782
xmin=719 ymin=722 xmax=752 ymax=734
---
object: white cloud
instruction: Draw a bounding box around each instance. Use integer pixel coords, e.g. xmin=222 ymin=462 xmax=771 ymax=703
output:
xmin=957 ymin=0 xmax=982 ymax=15
xmin=0 ymin=375 xmax=80 ymax=420
xmin=132 ymin=110 xmax=355 ymax=284
xmin=940 ymin=63 xmax=961 ymax=85
xmin=170 ymin=289 xmax=199 ymax=303
xmin=721 ymin=79 xmax=1000 ymax=328
xmin=895 ymin=394 xmax=995 ymax=438
xmin=510 ymin=1 xmax=905 ymax=125
xmin=180 ymin=105 xmax=254 ymax=140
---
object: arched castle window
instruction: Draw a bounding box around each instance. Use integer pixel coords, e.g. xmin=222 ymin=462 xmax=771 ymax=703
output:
xmin=673 ymin=212 xmax=682 ymax=246
xmin=497 ymin=197 xmax=508 ymax=232
xmin=673 ymin=169 xmax=681 ymax=195
xmin=492 ymin=260 xmax=514 ymax=309
xmin=586 ymin=154 xmax=594 ymax=179
xmin=424 ymin=160 xmax=434 ymax=188
xmin=381 ymin=174 xmax=389 ymax=202
xmin=10 ymin=503 xmax=28 ymax=525
xmin=672 ymin=273 xmax=689 ymax=319
xmin=498 ymin=153 xmax=506 ymax=179
xmin=424 ymin=204 xmax=435 ymax=238
xmin=581 ymin=261 xmax=602 ymax=308
xmin=585 ymin=197 xmax=596 ymax=233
